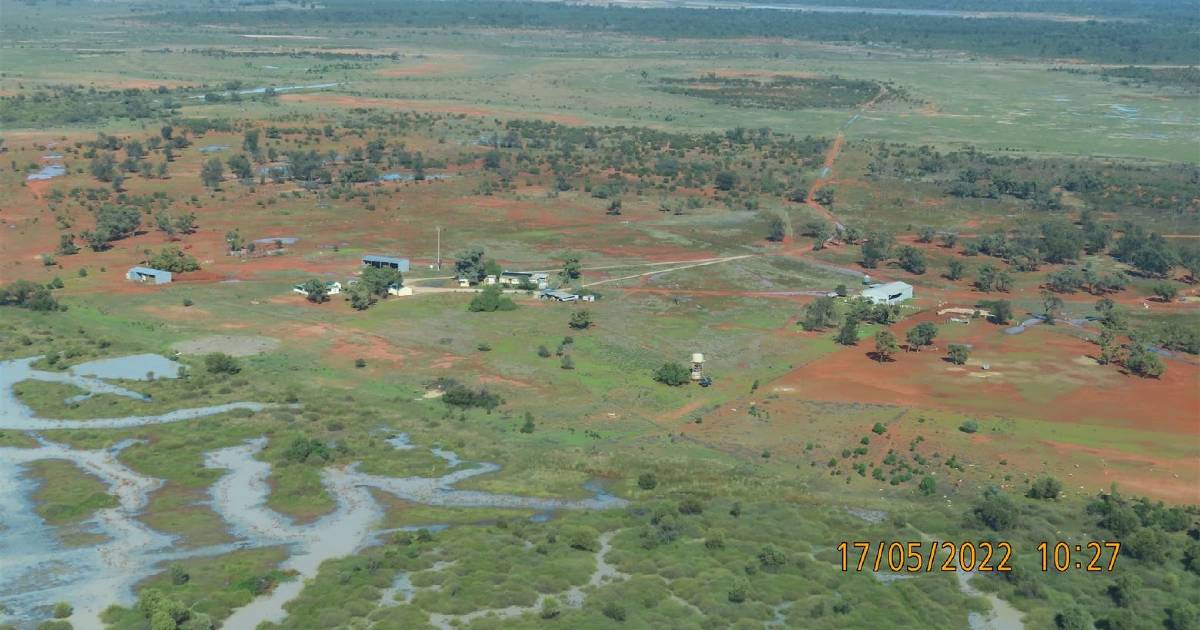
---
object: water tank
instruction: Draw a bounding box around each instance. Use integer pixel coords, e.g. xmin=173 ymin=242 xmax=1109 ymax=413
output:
xmin=691 ymin=353 xmax=705 ymax=363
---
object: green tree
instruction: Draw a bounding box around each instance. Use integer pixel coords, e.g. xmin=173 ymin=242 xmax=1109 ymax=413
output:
xmin=467 ymin=285 xmax=516 ymax=312
xmin=1124 ymin=345 xmax=1164 ymax=378
xmin=360 ymin=266 xmax=403 ymax=297
xmin=155 ymin=212 xmax=177 ymax=239
xmin=874 ymin=329 xmax=898 ymax=362
xmin=1027 ymin=476 xmax=1062 ymax=499
xmin=225 ymin=230 xmax=244 ymax=253
xmin=861 ymin=231 xmax=894 ymax=268
xmin=568 ymin=309 xmax=592 ymax=329
xmin=637 ymin=473 xmax=658 ymax=490
xmin=980 ymin=300 xmax=1013 ymax=325
xmin=561 ymin=254 xmax=583 ymax=281
xmin=1041 ymin=290 xmax=1064 ymax=323
xmin=766 ymin=215 xmax=786 ymax=242
xmin=905 ymin=322 xmax=938 ymax=351
xmin=896 ymin=245 xmax=927 ymax=275
xmin=147 ymin=247 xmax=200 ymax=273
xmin=946 ymin=258 xmax=965 ymax=281
xmin=1153 ymin=281 xmax=1179 ymax=302
xmin=971 ymin=487 xmax=1017 ymax=531
xmin=802 ymin=296 xmax=838 ymax=330
xmin=204 ymin=353 xmax=240 ymax=375
xmin=345 ymin=284 xmax=376 ymax=310
xmin=227 ymin=154 xmax=253 ymax=180
xmin=200 ymin=157 xmax=224 ymax=189
xmin=300 ymin=279 xmax=329 ymax=304
xmin=836 ymin=317 xmax=860 ymax=346
xmin=653 ymin=362 xmax=691 ymax=386
xmin=714 ymin=170 xmax=738 ymax=191
xmin=455 ymin=247 xmax=487 ymax=283
xmin=948 ymin=344 xmax=970 ymax=365
xmin=1054 ymin=607 xmax=1092 ymax=630
xmin=57 ymin=233 xmax=78 ymax=255
xmin=919 ymin=476 xmax=937 ymax=496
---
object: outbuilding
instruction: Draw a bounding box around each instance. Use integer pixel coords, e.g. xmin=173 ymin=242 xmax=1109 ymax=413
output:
xmin=126 ymin=266 xmax=172 ymax=285
xmin=539 ymin=289 xmax=579 ymax=302
xmin=362 ymin=255 xmax=410 ymax=272
xmin=293 ymin=281 xmax=342 ymax=297
xmin=498 ymin=271 xmax=549 ymax=289
xmin=861 ymin=281 xmax=913 ymax=305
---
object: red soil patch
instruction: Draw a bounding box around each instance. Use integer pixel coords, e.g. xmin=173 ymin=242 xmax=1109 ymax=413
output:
xmin=779 ymin=312 xmax=1199 ymax=433
xmin=377 ymin=59 xmax=469 ymax=78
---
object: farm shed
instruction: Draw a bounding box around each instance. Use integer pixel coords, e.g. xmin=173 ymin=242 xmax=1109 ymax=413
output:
xmin=362 ymin=255 xmax=410 ymax=272
xmin=126 ymin=266 xmax=172 ymax=285
xmin=539 ymin=289 xmax=579 ymax=302
xmin=861 ymin=281 xmax=913 ymax=305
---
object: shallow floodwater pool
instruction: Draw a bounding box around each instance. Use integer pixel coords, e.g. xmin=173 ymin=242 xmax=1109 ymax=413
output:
xmin=0 ymin=354 xmax=627 ymax=630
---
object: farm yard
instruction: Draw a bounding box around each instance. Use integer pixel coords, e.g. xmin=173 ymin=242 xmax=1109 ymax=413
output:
xmin=1 ymin=0 xmax=1198 ymax=629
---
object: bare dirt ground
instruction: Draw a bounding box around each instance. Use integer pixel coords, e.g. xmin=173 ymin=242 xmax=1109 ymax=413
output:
xmin=171 ymin=335 xmax=282 ymax=357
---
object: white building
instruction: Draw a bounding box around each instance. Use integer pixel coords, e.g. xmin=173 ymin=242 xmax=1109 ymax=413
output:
xmin=861 ymin=281 xmax=913 ymax=305
xmin=293 ymin=281 xmax=342 ymax=297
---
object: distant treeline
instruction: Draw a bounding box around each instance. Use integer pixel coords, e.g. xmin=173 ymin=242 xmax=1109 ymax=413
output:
xmin=142 ymin=0 xmax=1200 ymax=64
xmin=657 ymin=75 xmax=885 ymax=110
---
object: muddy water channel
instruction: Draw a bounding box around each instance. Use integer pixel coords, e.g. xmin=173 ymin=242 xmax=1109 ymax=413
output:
xmin=0 ymin=356 xmax=626 ymax=629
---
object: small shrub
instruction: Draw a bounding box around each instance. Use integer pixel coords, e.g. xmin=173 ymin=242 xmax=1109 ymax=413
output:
xmin=52 ymin=602 xmax=73 ymax=619
xmin=637 ymin=472 xmax=658 ymax=490
xmin=601 ymin=602 xmax=627 ymax=622
xmin=354 ymin=358 xmax=366 ymax=368
xmin=959 ymin=420 xmax=979 ymax=434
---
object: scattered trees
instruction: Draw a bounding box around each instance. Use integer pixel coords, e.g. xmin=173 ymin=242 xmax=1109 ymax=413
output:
xmin=1124 ymin=345 xmax=1164 ymax=378
xmin=146 ymin=247 xmax=200 ymax=273
xmin=1 ymin=280 xmax=63 ymax=311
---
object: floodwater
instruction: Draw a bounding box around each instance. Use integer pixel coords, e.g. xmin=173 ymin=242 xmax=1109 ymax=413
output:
xmin=26 ymin=164 xmax=65 ymax=181
xmin=379 ymin=172 xmax=452 ymax=182
xmin=0 ymin=354 xmax=627 ymax=629
xmin=957 ymin=570 xmax=1025 ymax=630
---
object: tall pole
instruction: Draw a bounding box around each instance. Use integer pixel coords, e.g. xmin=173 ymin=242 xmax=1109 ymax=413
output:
xmin=436 ymin=226 xmax=441 ymax=271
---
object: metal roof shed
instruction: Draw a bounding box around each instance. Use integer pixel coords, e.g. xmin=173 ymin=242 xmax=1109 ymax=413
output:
xmin=126 ymin=266 xmax=173 ymax=285
xmin=861 ymin=281 xmax=913 ymax=305
xmin=362 ymin=255 xmax=410 ymax=272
